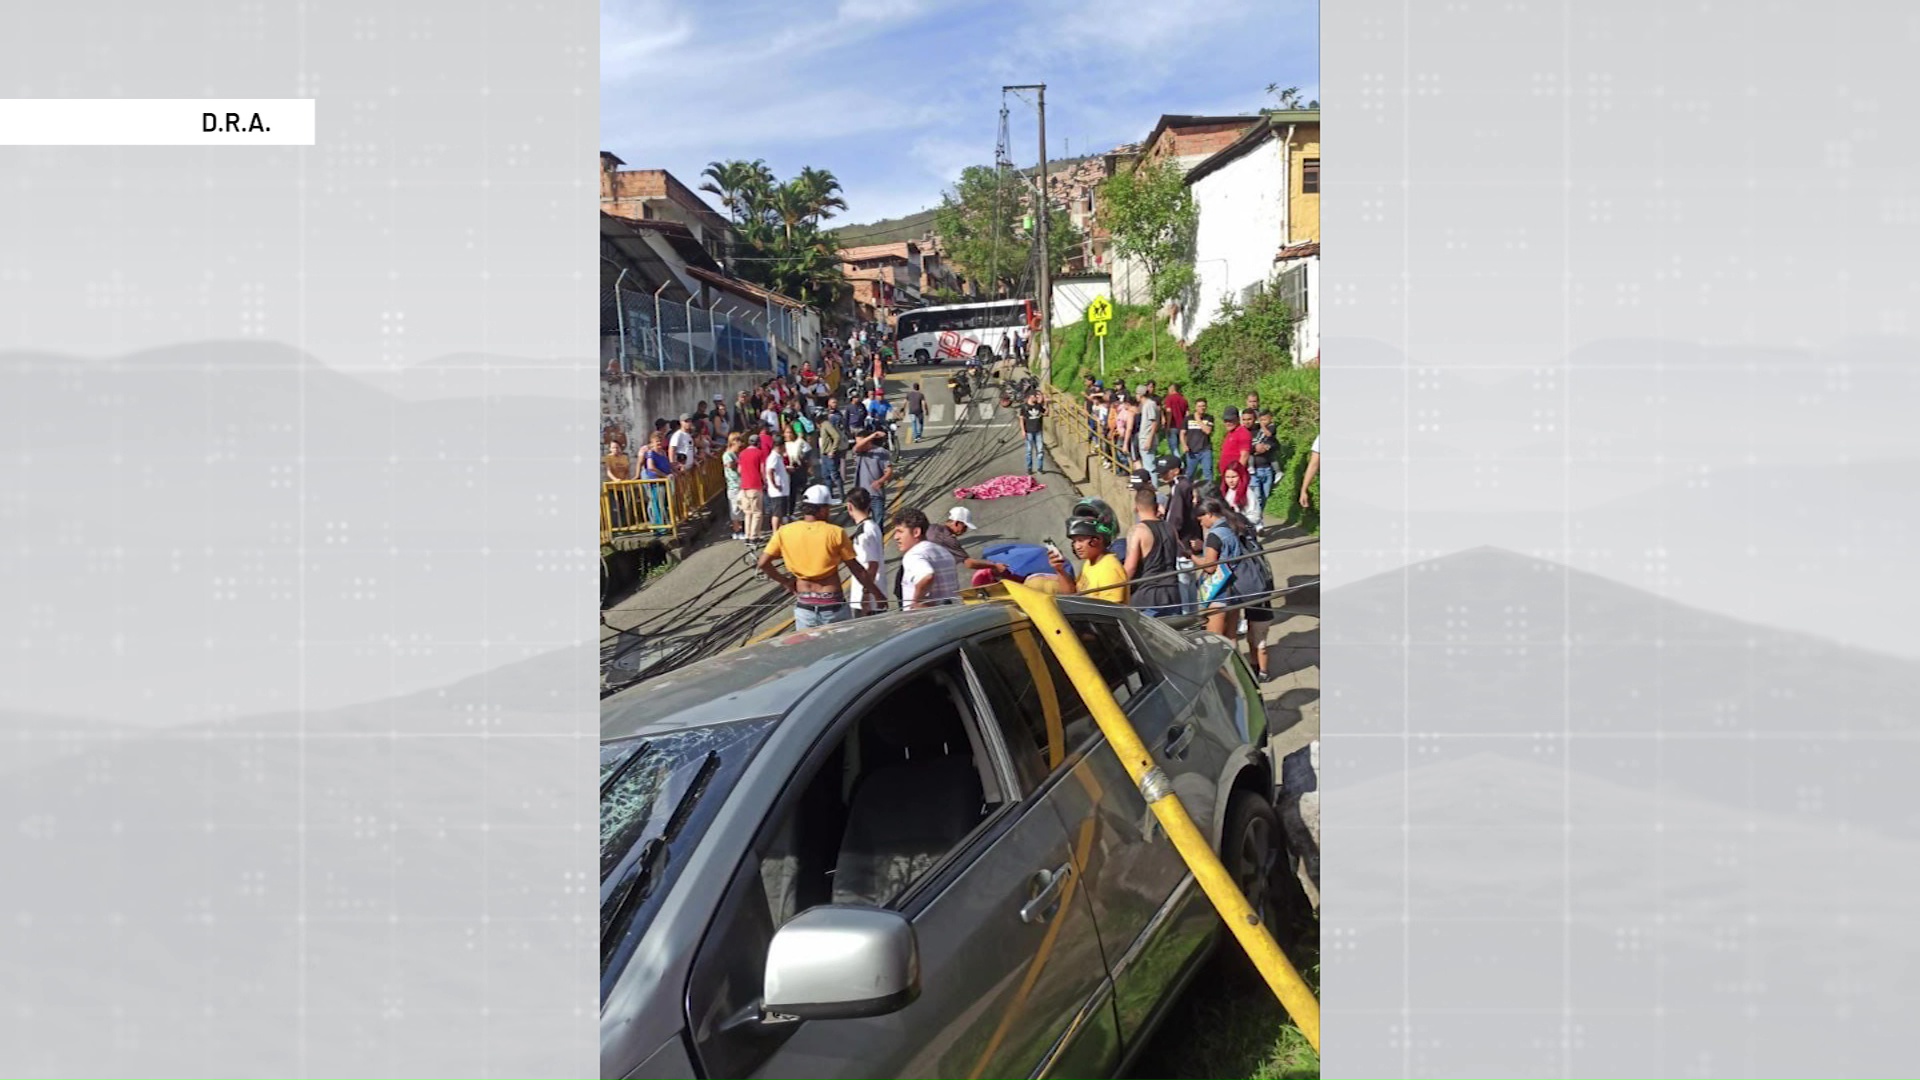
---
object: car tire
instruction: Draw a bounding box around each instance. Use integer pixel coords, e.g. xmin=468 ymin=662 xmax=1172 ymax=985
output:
xmin=1222 ymin=788 xmax=1284 ymax=931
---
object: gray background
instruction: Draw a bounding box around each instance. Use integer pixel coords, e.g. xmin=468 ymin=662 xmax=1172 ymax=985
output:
xmin=7 ymin=0 xmax=1920 ymax=1076
xmin=0 ymin=1 xmax=597 ymax=1077
xmin=1325 ymin=0 xmax=1920 ymax=1076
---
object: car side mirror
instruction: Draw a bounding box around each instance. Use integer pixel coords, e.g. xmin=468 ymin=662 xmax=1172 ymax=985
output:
xmin=761 ymin=905 xmax=919 ymax=1022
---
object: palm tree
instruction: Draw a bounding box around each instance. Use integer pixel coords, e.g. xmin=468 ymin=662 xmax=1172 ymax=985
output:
xmin=767 ymin=181 xmax=811 ymax=246
xmin=793 ymin=166 xmax=848 ymax=226
xmin=697 ymin=159 xmax=763 ymax=224
xmin=712 ymin=164 xmax=851 ymax=307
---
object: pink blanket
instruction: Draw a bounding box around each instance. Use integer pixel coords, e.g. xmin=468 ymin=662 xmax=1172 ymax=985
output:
xmin=954 ymin=474 xmax=1046 ymax=500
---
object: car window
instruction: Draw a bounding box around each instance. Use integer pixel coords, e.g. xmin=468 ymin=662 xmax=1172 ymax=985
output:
xmin=1068 ymin=617 xmax=1153 ymax=706
xmin=685 ymin=651 xmax=1005 ymax=1078
xmin=968 ymin=627 xmax=1096 ymax=791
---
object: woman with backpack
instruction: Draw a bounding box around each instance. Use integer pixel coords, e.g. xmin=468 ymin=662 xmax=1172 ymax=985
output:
xmin=1193 ymin=497 xmax=1277 ymax=678
xmin=1223 ymin=501 xmax=1277 ymax=681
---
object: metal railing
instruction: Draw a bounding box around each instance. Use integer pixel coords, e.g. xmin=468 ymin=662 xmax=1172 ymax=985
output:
xmin=603 ymin=283 xmax=777 ymax=375
xmin=601 ymin=453 xmax=728 ymax=545
xmin=1047 ymin=390 xmax=1134 ymax=477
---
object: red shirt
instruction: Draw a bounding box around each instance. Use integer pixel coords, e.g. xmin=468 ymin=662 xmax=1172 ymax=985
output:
xmin=1219 ymin=425 xmax=1252 ymax=500
xmin=757 ymin=432 xmax=774 ymax=455
xmin=1163 ymin=391 xmax=1188 ymax=432
xmin=737 ymin=443 xmax=767 ymax=491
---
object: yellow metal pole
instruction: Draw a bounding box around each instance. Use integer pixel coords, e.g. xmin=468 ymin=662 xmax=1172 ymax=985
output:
xmin=1001 ymin=579 xmax=1322 ymax=1052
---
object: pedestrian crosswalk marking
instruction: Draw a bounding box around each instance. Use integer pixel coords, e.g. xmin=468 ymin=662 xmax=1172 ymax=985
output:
xmin=925 ymin=403 xmax=998 ymax=424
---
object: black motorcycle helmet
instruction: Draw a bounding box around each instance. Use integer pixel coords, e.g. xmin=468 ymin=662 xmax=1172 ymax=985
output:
xmin=1065 ymin=516 xmax=1107 ymax=541
xmin=1066 ymin=497 xmax=1120 ymax=542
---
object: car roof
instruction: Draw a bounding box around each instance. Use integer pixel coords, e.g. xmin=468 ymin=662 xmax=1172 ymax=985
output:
xmin=600 ymin=602 xmax=1024 ymax=742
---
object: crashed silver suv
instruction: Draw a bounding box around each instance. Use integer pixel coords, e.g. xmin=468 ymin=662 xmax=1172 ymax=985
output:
xmin=600 ymin=598 xmax=1281 ymax=1079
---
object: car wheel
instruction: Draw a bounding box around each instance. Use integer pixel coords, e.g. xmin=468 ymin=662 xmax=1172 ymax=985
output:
xmin=1222 ymin=788 xmax=1283 ymax=931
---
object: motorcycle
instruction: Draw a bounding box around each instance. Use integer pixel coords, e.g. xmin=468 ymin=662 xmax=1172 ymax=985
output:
xmin=947 ymin=372 xmax=971 ymax=404
xmin=1001 ymin=374 xmax=1038 ymax=407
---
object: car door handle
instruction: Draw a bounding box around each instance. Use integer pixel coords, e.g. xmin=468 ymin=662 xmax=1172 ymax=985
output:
xmin=1019 ymin=862 xmax=1075 ymax=925
xmin=1162 ymin=723 xmax=1195 ymax=760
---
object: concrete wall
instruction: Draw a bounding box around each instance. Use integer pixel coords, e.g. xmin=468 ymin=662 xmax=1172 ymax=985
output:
xmin=1051 ymin=276 xmax=1112 ymax=328
xmin=1108 ymin=253 xmax=1147 ymax=307
xmin=599 ymin=371 xmax=776 ymax=446
xmin=1040 ymin=395 xmax=1136 ymax=514
xmin=1184 ymin=137 xmax=1288 ymax=343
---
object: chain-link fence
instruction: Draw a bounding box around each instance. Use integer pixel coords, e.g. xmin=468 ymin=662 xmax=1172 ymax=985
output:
xmin=602 ymin=282 xmax=777 ymax=375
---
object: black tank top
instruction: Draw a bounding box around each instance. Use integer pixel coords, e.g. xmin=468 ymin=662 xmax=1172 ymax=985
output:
xmin=1130 ymin=519 xmax=1183 ymax=610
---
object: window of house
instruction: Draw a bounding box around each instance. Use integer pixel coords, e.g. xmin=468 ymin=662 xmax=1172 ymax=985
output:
xmin=1276 ymin=264 xmax=1309 ymax=316
xmin=1301 ymin=158 xmax=1320 ymax=194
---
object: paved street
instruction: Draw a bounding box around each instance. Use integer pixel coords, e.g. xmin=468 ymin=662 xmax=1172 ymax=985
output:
xmin=601 ymin=361 xmax=1317 ymax=759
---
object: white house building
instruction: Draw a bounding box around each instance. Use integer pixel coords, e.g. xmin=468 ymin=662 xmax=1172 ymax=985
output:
xmin=1180 ymin=111 xmax=1321 ymax=364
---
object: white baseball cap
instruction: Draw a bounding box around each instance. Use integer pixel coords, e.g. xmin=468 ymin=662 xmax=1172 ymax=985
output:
xmin=801 ymin=484 xmax=834 ymax=507
xmin=946 ymin=506 xmax=974 ymax=528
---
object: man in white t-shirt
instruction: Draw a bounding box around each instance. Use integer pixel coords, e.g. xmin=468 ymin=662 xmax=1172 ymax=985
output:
xmin=669 ymin=414 xmax=697 ymax=469
xmin=892 ymin=507 xmax=958 ymax=610
xmin=845 ymin=486 xmax=889 ymax=616
xmin=763 ymin=441 xmax=792 ymax=531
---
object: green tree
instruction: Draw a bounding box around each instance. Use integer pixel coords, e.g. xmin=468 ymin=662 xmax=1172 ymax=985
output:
xmin=1266 ymin=83 xmax=1316 ymax=109
xmin=1189 ymin=272 xmax=1298 ymax=387
xmin=1096 ymin=157 xmax=1198 ymax=364
xmin=934 ymin=164 xmax=1083 ymax=299
xmin=700 ymin=158 xmax=850 ymax=311
xmin=698 ymin=158 xmax=774 ymax=224
xmin=792 ymin=166 xmax=848 ymax=226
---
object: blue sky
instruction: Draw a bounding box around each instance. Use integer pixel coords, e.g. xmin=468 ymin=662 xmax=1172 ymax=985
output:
xmin=601 ymin=0 xmax=1318 ymax=226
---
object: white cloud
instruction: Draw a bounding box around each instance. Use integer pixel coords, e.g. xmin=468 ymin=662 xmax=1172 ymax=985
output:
xmin=599 ymin=0 xmax=1318 ymax=226
xmin=599 ymin=1 xmax=698 ymax=72
xmin=836 ymin=0 xmax=930 ymax=22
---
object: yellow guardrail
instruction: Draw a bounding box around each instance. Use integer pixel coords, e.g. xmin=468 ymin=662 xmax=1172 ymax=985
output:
xmin=1003 ymin=578 xmax=1322 ymax=1052
xmin=1046 ymin=390 xmax=1134 ymax=478
xmin=601 ymin=453 xmax=727 ymax=545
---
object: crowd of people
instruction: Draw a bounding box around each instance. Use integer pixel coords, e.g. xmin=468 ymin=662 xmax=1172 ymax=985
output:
xmin=1075 ymin=377 xmax=1315 ymax=527
xmin=609 ymin=322 xmax=1301 ymax=684
xmin=601 ymin=330 xmax=905 ymax=534
xmin=750 ymin=456 xmax=1284 ymax=682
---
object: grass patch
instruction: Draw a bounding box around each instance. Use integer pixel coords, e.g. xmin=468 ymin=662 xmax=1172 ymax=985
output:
xmin=1128 ymin=942 xmax=1321 ymax=1079
xmin=1048 ymin=306 xmax=1319 ymax=533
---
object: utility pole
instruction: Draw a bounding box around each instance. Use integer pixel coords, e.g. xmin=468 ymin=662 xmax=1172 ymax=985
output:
xmin=1005 ymin=83 xmax=1052 ymax=391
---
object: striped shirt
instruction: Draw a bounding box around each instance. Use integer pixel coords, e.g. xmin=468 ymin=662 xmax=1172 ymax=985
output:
xmin=900 ymin=540 xmax=960 ymax=610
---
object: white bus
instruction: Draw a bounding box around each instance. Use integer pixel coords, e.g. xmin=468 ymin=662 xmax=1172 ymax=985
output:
xmin=894 ymin=298 xmax=1033 ymax=366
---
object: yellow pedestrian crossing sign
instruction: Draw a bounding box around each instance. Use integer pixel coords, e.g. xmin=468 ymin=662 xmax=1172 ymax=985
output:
xmin=1086 ymin=295 xmax=1113 ymax=324
xmin=1093 ymin=320 xmax=1109 ymax=338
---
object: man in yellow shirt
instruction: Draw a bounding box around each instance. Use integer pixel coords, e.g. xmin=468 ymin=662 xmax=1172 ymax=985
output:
xmin=1047 ymin=515 xmax=1130 ymax=604
xmin=758 ymin=485 xmax=887 ymax=628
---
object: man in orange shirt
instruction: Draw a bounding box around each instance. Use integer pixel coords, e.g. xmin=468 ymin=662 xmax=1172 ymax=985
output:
xmin=758 ymin=485 xmax=886 ymax=628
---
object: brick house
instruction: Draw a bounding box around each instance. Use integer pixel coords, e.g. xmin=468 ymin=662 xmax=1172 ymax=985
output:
xmin=839 ymin=240 xmax=923 ymax=327
xmin=599 ymin=152 xmax=737 ymax=271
